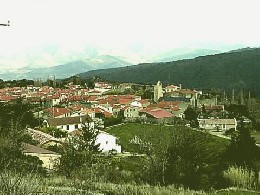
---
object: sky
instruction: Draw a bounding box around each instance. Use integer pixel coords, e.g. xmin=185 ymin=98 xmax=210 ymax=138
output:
xmin=1 ymin=0 xmax=260 ymax=71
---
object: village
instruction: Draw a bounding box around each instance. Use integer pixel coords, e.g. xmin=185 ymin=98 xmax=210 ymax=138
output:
xmin=0 ymin=77 xmax=254 ymax=171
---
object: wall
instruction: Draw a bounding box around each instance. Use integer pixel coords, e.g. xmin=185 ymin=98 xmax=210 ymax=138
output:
xmin=24 ymin=153 xmax=61 ymax=170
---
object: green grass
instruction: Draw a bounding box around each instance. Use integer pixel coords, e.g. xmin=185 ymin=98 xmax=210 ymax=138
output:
xmin=214 ymin=188 xmax=260 ymax=194
xmin=106 ymin=123 xmax=174 ymax=152
xmin=106 ymin=123 xmax=229 ymax=153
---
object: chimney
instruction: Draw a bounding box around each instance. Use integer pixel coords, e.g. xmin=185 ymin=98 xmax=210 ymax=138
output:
xmin=179 ymin=83 xmax=182 ymax=90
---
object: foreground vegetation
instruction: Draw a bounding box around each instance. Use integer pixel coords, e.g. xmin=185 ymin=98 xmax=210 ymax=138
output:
xmin=1 ymin=171 xmax=258 ymax=195
xmin=0 ymin=101 xmax=260 ymax=194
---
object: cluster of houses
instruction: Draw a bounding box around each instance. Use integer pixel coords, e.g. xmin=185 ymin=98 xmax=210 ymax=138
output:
xmin=1 ymin=80 xmax=240 ymax=169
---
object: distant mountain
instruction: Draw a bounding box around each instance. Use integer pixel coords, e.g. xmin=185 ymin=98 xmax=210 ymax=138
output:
xmin=152 ymin=48 xmax=221 ymax=62
xmin=78 ymin=48 xmax=260 ymax=95
xmin=0 ymin=55 xmax=131 ymax=80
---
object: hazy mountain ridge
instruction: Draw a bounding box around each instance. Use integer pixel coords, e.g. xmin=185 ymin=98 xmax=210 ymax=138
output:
xmin=78 ymin=48 xmax=260 ymax=95
xmin=0 ymin=48 xmax=226 ymax=81
xmin=0 ymin=55 xmax=131 ymax=80
xmin=152 ymin=48 xmax=221 ymax=62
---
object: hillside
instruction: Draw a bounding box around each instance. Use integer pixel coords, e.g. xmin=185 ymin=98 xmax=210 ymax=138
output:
xmin=78 ymin=48 xmax=260 ymax=95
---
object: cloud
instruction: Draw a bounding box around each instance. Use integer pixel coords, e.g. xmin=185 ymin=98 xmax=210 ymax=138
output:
xmin=1 ymin=0 xmax=260 ymax=70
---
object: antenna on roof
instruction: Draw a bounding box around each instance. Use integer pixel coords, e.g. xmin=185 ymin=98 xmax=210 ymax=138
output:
xmin=0 ymin=20 xmax=10 ymax=26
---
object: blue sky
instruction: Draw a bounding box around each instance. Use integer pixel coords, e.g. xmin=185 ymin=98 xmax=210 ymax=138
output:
xmin=0 ymin=0 xmax=260 ymax=71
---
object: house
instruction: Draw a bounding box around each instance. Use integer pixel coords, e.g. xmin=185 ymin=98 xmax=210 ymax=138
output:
xmin=26 ymin=128 xmax=62 ymax=146
xmin=68 ymin=130 xmax=121 ymax=153
xmin=43 ymin=107 xmax=72 ymax=118
xmin=139 ymin=108 xmax=174 ymax=124
xmin=198 ymin=118 xmax=237 ymax=131
xmin=130 ymin=99 xmax=150 ymax=108
xmin=43 ymin=115 xmax=94 ymax=132
xmin=140 ymin=108 xmax=174 ymax=119
xmin=22 ymin=143 xmax=61 ymax=170
xmin=0 ymin=95 xmax=17 ymax=102
xmin=123 ymin=106 xmax=140 ymax=118
xmin=96 ymin=131 xmax=121 ymax=153
xmin=165 ymin=85 xmax=180 ymax=92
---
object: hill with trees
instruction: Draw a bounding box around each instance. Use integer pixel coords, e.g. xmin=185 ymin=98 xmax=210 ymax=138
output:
xmin=78 ymin=48 xmax=260 ymax=95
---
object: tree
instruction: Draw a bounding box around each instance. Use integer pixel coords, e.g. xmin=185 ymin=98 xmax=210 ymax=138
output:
xmin=165 ymin=128 xmax=228 ymax=190
xmin=132 ymin=126 xmax=172 ymax=185
xmin=57 ymin=126 xmax=101 ymax=178
xmin=40 ymin=127 xmax=67 ymax=138
xmin=225 ymin=122 xmax=260 ymax=189
xmin=0 ymin=101 xmax=38 ymax=136
xmin=183 ymin=106 xmax=199 ymax=127
xmin=79 ymin=125 xmax=100 ymax=152
xmin=86 ymin=79 xmax=95 ymax=89
xmin=225 ymin=122 xmax=260 ymax=170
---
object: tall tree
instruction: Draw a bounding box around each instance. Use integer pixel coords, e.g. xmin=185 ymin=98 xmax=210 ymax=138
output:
xmin=183 ymin=106 xmax=199 ymax=127
xmin=225 ymin=123 xmax=260 ymax=169
xmin=165 ymin=128 xmax=228 ymax=190
xmin=57 ymin=125 xmax=101 ymax=178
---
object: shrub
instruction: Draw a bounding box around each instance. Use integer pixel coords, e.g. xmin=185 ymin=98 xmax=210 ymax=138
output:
xmin=0 ymin=170 xmax=45 ymax=194
xmin=223 ymin=166 xmax=255 ymax=189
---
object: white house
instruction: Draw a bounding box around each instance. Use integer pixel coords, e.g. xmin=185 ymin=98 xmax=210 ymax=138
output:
xmin=198 ymin=118 xmax=237 ymax=131
xmin=130 ymin=101 xmax=142 ymax=108
xmin=123 ymin=106 xmax=140 ymax=118
xmin=43 ymin=115 xmax=94 ymax=132
xmin=130 ymin=99 xmax=150 ymax=108
xmin=96 ymin=131 xmax=121 ymax=153
xmin=67 ymin=130 xmax=121 ymax=154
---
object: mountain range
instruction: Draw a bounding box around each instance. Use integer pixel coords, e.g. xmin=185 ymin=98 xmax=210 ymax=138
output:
xmin=77 ymin=47 xmax=260 ymax=95
xmin=0 ymin=48 xmax=221 ymax=81
xmin=0 ymin=55 xmax=131 ymax=80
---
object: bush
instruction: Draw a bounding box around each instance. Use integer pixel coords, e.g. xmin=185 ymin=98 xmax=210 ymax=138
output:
xmin=104 ymin=117 xmax=123 ymax=128
xmin=223 ymin=166 xmax=255 ymax=189
xmin=40 ymin=127 xmax=67 ymax=138
xmin=0 ymin=170 xmax=46 ymax=194
xmin=224 ymin=128 xmax=235 ymax=135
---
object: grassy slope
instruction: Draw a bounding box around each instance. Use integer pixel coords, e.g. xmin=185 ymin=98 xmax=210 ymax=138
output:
xmin=106 ymin=123 xmax=229 ymax=153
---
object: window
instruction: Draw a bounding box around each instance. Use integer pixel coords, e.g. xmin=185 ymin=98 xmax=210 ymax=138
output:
xmin=75 ymin=124 xmax=78 ymax=129
xmin=106 ymin=141 xmax=108 ymax=145
xmin=66 ymin=125 xmax=69 ymax=131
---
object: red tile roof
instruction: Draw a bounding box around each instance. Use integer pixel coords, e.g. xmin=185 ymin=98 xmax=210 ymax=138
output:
xmin=0 ymin=95 xmax=17 ymax=102
xmin=141 ymin=109 xmax=173 ymax=119
xmin=118 ymin=98 xmax=132 ymax=105
xmin=44 ymin=107 xmax=71 ymax=118
xmin=171 ymin=106 xmax=180 ymax=111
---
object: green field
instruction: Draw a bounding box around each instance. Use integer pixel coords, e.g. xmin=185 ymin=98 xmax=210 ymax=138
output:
xmin=106 ymin=123 xmax=229 ymax=153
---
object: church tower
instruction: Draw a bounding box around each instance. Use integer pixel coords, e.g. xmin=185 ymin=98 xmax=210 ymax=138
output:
xmin=154 ymin=81 xmax=163 ymax=102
